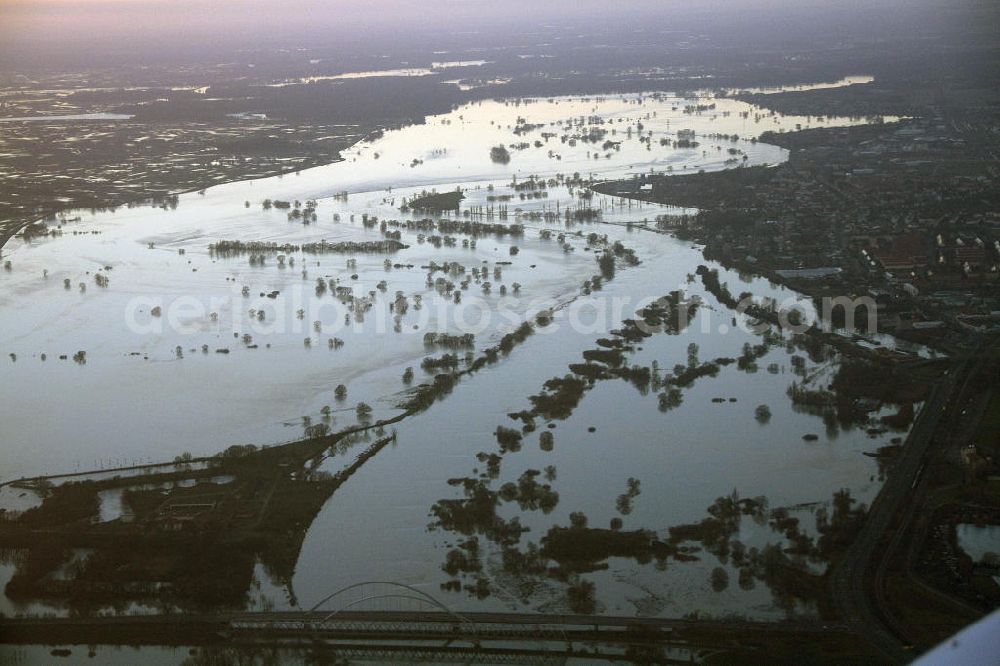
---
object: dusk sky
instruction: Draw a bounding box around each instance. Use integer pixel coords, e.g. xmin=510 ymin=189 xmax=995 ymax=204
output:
xmin=0 ymin=0 xmax=985 ymax=69
xmin=0 ymin=0 xmax=953 ymax=45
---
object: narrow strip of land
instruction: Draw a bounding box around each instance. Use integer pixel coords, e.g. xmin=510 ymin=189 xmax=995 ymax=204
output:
xmin=831 ymin=345 xmax=981 ymax=663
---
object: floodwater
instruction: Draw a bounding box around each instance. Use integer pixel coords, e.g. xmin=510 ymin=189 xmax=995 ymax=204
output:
xmin=272 ymin=61 xmax=490 ymax=86
xmin=725 ymin=75 xmax=875 ymax=96
xmin=0 ymin=113 xmax=135 ymax=122
xmin=956 ymin=523 xmax=1000 ymax=564
xmin=0 ymin=84 xmax=908 ymax=619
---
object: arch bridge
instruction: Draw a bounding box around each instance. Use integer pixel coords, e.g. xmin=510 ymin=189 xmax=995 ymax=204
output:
xmin=228 ymin=580 xmax=574 ymax=643
xmin=307 ymin=580 xmax=472 ymax=626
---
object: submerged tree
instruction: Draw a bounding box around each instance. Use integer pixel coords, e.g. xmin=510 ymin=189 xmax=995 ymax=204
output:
xmin=490 ymin=145 xmax=511 ymax=164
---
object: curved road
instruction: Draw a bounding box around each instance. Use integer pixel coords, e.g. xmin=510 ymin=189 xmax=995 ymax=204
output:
xmin=831 ymin=352 xmax=973 ymax=663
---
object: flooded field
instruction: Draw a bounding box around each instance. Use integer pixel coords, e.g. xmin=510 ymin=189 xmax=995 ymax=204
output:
xmin=0 ymin=87 xmax=908 ymax=619
xmin=957 ymin=524 xmax=1000 ymax=566
xmin=0 ymin=113 xmax=135 ymax=122
xmin=725 ymin=75 xmax=876 ymax=96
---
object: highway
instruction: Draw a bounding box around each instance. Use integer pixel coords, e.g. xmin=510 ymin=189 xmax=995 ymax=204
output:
xmin=830 ymin=350 xmax=975 ymax=663
xmin=0 ymin=609 xmax=851 ymax=649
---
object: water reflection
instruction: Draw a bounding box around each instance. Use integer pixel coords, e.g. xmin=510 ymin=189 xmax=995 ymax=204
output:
xmin=0 ymin=87 xmax=915 ymax=620
xmin=422 ymin=274 xmax=899 ymax=617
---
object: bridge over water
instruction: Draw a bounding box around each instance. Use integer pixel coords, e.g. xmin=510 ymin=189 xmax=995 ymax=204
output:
xmin=0 ymin=581 xmax=852 ymax=662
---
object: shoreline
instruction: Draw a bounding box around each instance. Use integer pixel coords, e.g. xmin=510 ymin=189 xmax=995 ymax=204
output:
xmin=0 ymin=120 xmax=403 ymax=254
xmin=1 ymin=106 xmax=913 ymax=485
xmin=0 ymin=73 xmax=877 ymax=255
xmin=0 ymin=155 xmax=349 ymax=255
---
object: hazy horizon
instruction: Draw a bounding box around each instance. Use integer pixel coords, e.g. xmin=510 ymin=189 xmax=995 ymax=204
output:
xmin=1 ymin=0 xmax=989 ymax=69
